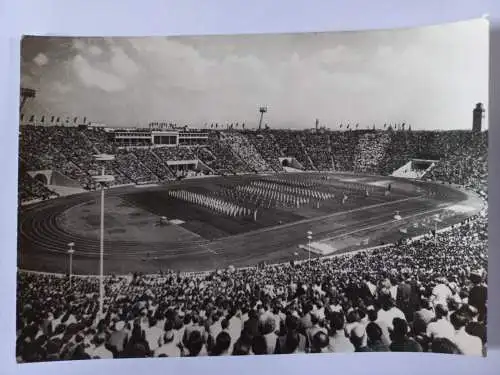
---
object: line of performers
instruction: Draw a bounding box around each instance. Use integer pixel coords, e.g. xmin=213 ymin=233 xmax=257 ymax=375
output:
xmin=168 ymin=189 xmax=252 ymax=217
xmin=249 ymin=180 xmax=335 ymax=200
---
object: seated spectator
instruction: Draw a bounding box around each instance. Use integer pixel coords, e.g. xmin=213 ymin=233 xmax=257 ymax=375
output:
xmin=389 ymin=318 xmax=422 ymax=352
xmin=181 ymin=330 xmax=207 ymax=357
xmin=210 ymin=331 xmax=232 ymax=356
xmin=426 ymin=304 xmax=455 ymax=341
xmin=449 ymin=311 xmax=482 ymax=357
xmin=431 ymin=338 xmax=462 ymax=355
xmin=327 ymin=311 xmax=355 ymax=353
xmin=86 ymin=333 xmax=113 ymax=359
xmin=154 ymin=324 xmax=181 ymax=357
xmin=349 ymin=324 xmax=372 ymax=352
xmin=251 ymin=335 xmax=268 ymax=355
xmin=276 ymin=315 xmax=307 ymax=354
xmin=366 ymin=322 xmax=389 ymax=352
xmin=311 ymin=331 xmax=330 ymax=354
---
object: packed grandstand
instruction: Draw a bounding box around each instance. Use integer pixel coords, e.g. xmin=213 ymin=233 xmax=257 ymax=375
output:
xmin=17 ymin=124 xmax=488 ymax=361
xmin=19 ymin=125 xmax=488 ymax=200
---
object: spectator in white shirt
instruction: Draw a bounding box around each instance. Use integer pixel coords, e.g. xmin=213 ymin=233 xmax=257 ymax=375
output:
xmin=86 ymin=333 xmax=113 ymax=359
xmin=377 ymin=294 xmax=406 ymax=330
xmin=145 ymin=317 xmax=163 ymax=351
xmin=426 ymin=304 xmax=455 ymax=341
xmin=327 ymin=311 xmax=355 ymax=353
xmin=154 ymin=329 xmax=181 ymax=357
xmin=450 ymin=311 xmax=483 ymax=357
xmin=431 ymin=278 xmax=453 ymax=308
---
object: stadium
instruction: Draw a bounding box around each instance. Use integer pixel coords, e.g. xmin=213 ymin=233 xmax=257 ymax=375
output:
xmin=18 ymin=117 xmax=487 ymax=273
xmin=16 ymin=26 xmax=489 ymax=362
xmin=17 ymin=106 xmax=489 ymax=360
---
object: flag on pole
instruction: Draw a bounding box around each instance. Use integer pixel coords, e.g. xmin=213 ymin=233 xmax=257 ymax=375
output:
xmin=40 ymin=115 xmax=45 ymax=123
xmin=51 ymin=116 xmax=55 ymax=123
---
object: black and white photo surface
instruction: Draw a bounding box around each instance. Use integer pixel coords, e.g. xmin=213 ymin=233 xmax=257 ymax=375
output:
xmin=17 ymin=18 xmax=488 ymax=362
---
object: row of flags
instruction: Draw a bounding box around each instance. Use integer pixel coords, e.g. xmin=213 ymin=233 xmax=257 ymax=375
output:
xmin=20 ymin=114 xmax=88 ymax=125
xmin=20 ymin=114 xmax=411 ymax=131
xmin=207 ymin=123 xmax=247 ymax=130
xmin=148 ymin=122 xmax=248 ymax=130
xmin=337 ymin=122 xmax=411 ymax=131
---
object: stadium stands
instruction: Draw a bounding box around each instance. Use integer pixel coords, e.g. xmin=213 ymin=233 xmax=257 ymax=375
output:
xmin=18 ymin=126 xmax=488 ymax=200
xmin=16 ymin=123 xmax=488 ymax=360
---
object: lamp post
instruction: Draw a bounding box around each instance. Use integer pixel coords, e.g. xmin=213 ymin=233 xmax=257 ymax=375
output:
xmin=67 ymin=242 xmax=75 ymax=288
xmin=307 ymin=231 xmax=313 ymax=266
xmin=92 ymin=154 xmax=115 ymax=319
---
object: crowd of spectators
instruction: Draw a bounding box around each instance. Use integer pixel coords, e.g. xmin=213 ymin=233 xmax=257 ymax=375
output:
xmin=17 ymin=124 xmax=489 ymax=361
xmin=132 ymin=148 xmax=175 ymax=181
xmin=18 ymin=170 xmax=57 ymax=202
xmin=353 ymin=132 xmax=392 ymax=174
xmin=244 ymin=132 xmax=284 ymax=172
xmin=427 ymin=132 xmax=488 ymax=195
xmin=223 ymin=132 xmax=271 ymax=173
xmin=16 ymin=207 xmax=487 ymax=361
xmin=19 ymin=126 xmax=488 ymax=201
xmin=197 ymin=133 xmax=251 ymax=175
xmin=301 ymin=133 xmax=334 ymax=171
xmin=112 ymin=150 xmax=159 ymax=185
xmin=273 ymin=131 xmax=314 ymax=170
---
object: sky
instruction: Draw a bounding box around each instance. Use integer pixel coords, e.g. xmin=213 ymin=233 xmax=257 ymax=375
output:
xmin=20 ymin=19 xmax=489 ymax=130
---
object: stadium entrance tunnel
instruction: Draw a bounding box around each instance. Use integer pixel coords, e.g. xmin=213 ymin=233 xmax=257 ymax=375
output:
xmin=279 ymin=157 xmax=303 ymax=170
xmin=34 ymin=174 xmax=48 ymax=185
xmin=28 ymin=170 xmax=52 ymax=186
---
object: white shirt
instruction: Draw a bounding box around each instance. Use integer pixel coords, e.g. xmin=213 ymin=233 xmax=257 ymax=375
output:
xmin=209 ymin=320 xmax=222 ymax=341
xmin=87 ymin=345 xmax=113 ymax=359
xmin=453 ymin=329 xmax=483 ymax=357
xmin=146 ymin=325 xmax=164 ymax=351
xmin=432 ymin=284 xmax=452 ymax=307
xmin=154 ymin=342 xmax=181 ymax=357
xmin=426 ymin=318 xmax=455 ymax=341
xmin=377 ymin=307 xmax=406 ymax=329
xmin=389 ymin=286 xmax=398 ymax=301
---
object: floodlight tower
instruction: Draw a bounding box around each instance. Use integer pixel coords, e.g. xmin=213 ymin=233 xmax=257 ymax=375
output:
xmin=258 ymin=106 xmax=267 ymax=130
xmin=92 ymin=153 xmax=115 ymax=319
xmin=20 ymin=88 xmax=36 ymax=113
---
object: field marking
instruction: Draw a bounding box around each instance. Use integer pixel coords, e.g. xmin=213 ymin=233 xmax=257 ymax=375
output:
xmin=216 ymin=195 xmax=426 ymax=241
xmin=318 ymin=204 xmax=455 ymax=243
